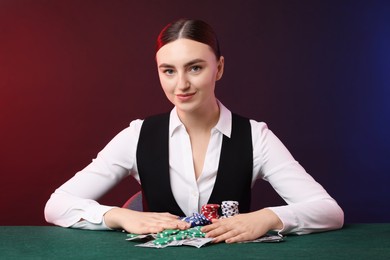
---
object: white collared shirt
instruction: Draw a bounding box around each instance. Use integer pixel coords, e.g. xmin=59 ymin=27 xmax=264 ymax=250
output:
xmin=44 ymin=101 xmax=343 ymax=234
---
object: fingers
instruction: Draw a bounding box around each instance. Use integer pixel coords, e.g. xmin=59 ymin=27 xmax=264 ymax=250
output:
xmin=202 ymin=219 xmax=236 ymax=243
xmin=104 ymin=208 xmax=191 ymax=234
xmin=148 ymin=212 xmax=190 ymax=229
xmin=121 ymin=211 xmax=190 ymax=234
xmin=201 ymin=213 xmax=269 ymax=243
xmin=176 ymin=220 xmax=191 ymax=229
xmin=152 ymin=216 xmax=190 ymax=231
xmin=206 ymin=226 xmax=249 ymax=243
xmin=200 ymin=218 xmax=221 ymax=233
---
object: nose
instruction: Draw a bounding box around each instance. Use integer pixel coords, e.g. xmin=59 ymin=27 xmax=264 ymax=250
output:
xmin=177 ymin=73 xmax=190 ymax=91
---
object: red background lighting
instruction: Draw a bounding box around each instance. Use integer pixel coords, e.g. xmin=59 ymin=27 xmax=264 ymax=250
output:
xmin=1 ymin=1 xmax=389 ymax=225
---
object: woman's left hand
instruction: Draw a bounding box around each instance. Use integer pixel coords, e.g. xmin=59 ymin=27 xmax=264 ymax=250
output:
xmin=201 ymin=208 xmax=283 ymax=243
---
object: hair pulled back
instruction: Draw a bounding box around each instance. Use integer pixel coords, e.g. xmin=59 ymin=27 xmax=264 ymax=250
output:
xmin=156 ymin=19 xmax=221 ymax=59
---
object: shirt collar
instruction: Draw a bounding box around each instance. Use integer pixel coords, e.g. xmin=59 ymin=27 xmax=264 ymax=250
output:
xmin=169 ymin=100 xmax=232 ymax=138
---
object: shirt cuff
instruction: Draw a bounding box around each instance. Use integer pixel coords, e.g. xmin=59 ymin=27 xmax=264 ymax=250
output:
xmin=266 ymin=206 xmax=298 ymax=235
xmin=71 ymin=205 xmax=117 ymax=230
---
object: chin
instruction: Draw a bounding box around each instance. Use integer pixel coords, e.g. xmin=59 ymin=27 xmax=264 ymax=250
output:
xmin=175 ymin=102 xmax=199 ymax=113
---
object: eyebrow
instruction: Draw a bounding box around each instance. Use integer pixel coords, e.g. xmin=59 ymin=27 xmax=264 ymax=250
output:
xmin=158 ymin=59 xmax=206 ymax=69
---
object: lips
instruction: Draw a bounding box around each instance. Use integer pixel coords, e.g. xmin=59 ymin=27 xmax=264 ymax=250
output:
xmin=177 ymin=93 xmax=195 ymax=97
xmin=176 ymin=92 xmax=196 ymax=101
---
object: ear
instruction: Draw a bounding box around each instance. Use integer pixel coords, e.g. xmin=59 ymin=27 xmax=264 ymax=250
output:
xmin=216 ymin=56 xmax=225 ymax=81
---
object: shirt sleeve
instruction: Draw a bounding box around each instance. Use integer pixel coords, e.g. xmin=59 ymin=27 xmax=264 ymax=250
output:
xmin=44 ymin=119 xmax=143 ymax=230
xmin=250 ymin=120 xmax=344 ymax=235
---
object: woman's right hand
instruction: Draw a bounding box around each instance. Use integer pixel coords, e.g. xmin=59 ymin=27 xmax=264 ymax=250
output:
xmin=103 ymin=208 xmax=190 ymax=234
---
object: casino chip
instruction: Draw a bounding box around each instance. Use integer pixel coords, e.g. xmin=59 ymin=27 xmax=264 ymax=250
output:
xmin=153 ymin=226 xmax=207 ymax=245
xmin=156 ymin=229 xmax=180 ymax=238
xmin=180 ymin=213 xmax=211 ymax=227
xmin=127 ymin=233 xmax=139 ymax=238
xmin=153 ymin=236 xmax=173 ymax=246
xmin=201 ymin=204 xmax=220 ymax=220
xmin=221 ymin=201 xmax=239 ymax=218
xmin=187 ymin=226 xmax=206 ymax=238
xmin=171 ymin=233 xmax=188 ymax=241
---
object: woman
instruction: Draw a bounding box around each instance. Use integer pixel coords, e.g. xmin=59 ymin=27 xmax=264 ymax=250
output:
xmin=45 ymin=19 xmax=344 ymax=243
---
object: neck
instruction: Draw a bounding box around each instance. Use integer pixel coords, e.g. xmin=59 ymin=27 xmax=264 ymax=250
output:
xmin=178 ymin=99 xmax=220 ymax=133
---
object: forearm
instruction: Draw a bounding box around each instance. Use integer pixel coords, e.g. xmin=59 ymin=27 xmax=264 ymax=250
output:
xmin=44 ymin=190 xmax=115 ymax=229
xmin=268 ymin=198 xmax=344 ymax=235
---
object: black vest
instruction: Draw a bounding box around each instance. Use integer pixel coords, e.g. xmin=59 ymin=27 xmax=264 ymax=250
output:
xmin=136 ymin=112 xmax=253 ymax=216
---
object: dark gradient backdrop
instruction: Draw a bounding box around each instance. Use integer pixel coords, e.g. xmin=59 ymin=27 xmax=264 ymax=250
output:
xmin=1 ymin=0 xmax=389 ymax=225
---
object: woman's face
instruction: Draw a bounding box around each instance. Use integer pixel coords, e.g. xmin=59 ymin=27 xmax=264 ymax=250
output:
xmin=156 ymin=38 xmax=224 ymax=115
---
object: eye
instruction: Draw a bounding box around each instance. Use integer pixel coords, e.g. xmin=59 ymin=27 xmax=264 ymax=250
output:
xmin=190 ymin=65 xmax=202 ymax=73
xmin=163 ymin=69 xmax=175 ymax=75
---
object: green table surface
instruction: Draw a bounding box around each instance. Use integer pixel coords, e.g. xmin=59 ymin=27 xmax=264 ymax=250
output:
xmin=0 ymin=224 xmax=389 ymax=259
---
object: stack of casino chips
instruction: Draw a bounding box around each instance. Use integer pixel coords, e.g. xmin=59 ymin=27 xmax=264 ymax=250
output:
xmin=221 ymin=200 xmax=239 ymax=218
xmin=201 ymin=204 xmax=220 ymax=220
xmin=180 ymin=212 xmax=211 ymax=227
xmin=153 ymin=226 xmax=206 ymax=246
